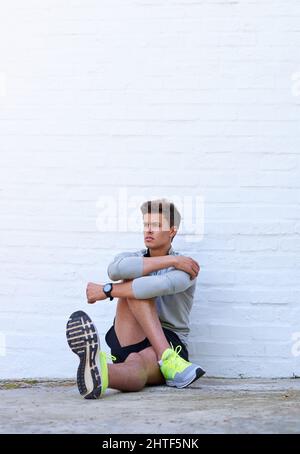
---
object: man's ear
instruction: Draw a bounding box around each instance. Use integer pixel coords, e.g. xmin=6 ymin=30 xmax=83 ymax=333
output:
xmin=170 ymin=226 xmax=177 ymax=240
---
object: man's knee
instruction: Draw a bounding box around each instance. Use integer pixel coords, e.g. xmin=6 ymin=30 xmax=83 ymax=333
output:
xmin=139 ymin=347 xmax=165 ymax=385
xmin=125 ymin=352 xmax=148 ymax=390
xmin=126 ymin=352 xmax=147 ymax=371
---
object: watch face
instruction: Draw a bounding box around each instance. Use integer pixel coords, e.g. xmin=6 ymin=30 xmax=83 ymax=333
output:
xmin=103 ymin=284 xmax=112 ymax=293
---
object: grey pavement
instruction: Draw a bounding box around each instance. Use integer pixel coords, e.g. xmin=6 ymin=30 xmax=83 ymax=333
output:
xmin=0 ymin=378 xmax=300 ymax=434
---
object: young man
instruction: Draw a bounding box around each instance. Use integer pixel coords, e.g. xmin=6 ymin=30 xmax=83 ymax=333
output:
xmin=66 ymin=198 xmax=205 ymax=399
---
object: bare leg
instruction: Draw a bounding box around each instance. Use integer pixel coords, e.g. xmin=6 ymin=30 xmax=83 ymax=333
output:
xmin=107 ymin=352 xmax=147 ymax=392
xmin=107 ymin=348 xmax=165 ymax=392
xmin=106 ymin=296 xmax=169 ymax=391
xmin=114 ymin=297 xmax=170 ymax=360
xmin=114 ymin=297 xmax=147 ymax=346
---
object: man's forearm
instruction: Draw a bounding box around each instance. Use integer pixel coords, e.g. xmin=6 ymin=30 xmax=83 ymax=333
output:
xmin=108 ymin=254 xmax=177 ymax=281
xmin=109 ymin=273 xmax=170 ymax=301
xmin=109 ymin=260 xmax=177 ymax=300
xmin=109 ymin=274 xmax=176 ymax=300
xmin=142 ymin=255 xmax=176 ymax=275
xmin=111 ymin=280 xmax=135 ymax=299
xmin=87 ymin=280 xmax=135 ymax=304
xmin=110 ymin=256 xmax=182 ymax=300
xmin=87 ymin=264 xmax=195 ymax=304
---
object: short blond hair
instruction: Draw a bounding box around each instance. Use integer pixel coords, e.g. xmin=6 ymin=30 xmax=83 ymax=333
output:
xmin=140 ymin=198 xmax=181 ymax=231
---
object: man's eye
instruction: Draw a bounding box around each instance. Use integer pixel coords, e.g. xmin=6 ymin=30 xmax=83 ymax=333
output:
xmin=143 ymin=223 xmax=161 ymax=228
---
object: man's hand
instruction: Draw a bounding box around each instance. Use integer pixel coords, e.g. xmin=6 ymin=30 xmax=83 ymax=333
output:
xmin=173 ymin=256 xmax=200 ymax=279
xmin=86 ymin=282 xmax=106 ymax=304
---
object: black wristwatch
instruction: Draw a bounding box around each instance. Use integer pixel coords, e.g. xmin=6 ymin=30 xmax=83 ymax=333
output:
xmin=103 ymin=283 xmax=114 ymax=301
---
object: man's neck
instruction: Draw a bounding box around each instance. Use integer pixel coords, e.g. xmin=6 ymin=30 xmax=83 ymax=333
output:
xmin=148 ymin=244 xmax=172 ymax=257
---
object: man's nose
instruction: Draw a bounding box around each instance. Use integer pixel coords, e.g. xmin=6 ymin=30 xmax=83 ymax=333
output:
xmin=145 ymin=225 xmax=153 ymax=233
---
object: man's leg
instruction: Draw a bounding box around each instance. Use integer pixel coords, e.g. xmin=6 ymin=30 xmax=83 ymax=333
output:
xmin=107 ymin=352 xmax=147 ymax=392
xmin=106 ymin=296 xmax=169 ymax=390
xmin=113 ymin=297 xmax=148 ymax=346
xmin=107 ymin=348 xmax=164 ymax=392
xmin=114 ymin=296 xmax=170 ymax=360
xmin=66 ymin=309 xmax=161 ymax=397
xmin=108 ymin=296 xmax=205 ymax=391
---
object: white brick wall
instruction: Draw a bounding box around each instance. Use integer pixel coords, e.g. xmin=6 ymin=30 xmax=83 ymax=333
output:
xmin=0 ymin=0 xmax=300 ymax=379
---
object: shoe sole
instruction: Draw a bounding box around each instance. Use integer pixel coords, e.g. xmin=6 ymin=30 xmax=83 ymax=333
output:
xmin=166 ymin=367 xmax=206 ymax=389
xmin=66 ymin=310 xmax=102 ymax=399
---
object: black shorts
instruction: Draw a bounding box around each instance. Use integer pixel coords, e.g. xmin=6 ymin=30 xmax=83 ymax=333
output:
xmin=105 ymin=321 xmax=189 ymax=364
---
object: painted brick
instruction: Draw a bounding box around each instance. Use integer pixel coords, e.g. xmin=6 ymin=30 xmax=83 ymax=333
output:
xmin=0 ymin=0 xmax=299 ymax=379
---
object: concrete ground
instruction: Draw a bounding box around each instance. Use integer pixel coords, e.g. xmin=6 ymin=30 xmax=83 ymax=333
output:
xmin=0 ymin=378 xmax=300 ymax=434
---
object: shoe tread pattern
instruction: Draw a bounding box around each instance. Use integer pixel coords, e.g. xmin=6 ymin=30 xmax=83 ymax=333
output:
xmin=66 ymin=311 xmax=101 ymax=399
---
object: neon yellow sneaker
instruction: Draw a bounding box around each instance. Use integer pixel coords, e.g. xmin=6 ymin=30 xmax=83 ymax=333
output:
xmin=66 ymin=310 xmax=115 ymax=399
xmin=159 ymin=345 xmax=205 ymax=388
xmin=99 ymin=350 xmax=116 ymax=396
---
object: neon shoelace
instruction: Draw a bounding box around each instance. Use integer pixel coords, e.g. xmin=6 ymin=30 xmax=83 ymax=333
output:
xmin=166 ymin=344 xmax=190 ymax=373
xmin=100 ymin=352 xmax=117 ymax=362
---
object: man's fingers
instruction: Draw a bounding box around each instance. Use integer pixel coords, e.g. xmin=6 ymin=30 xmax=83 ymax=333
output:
xmin=192 ymin=263 xmax=200 ymax=274
xmin=175 ymin=256 xmax=200 ymax=278
xmin=188 ymin=269 xmax=196 ymax=279
xmin=191 ymin=265 xmax=199 ymax=278
xmin=188 ymin=258 xmax=199 ymax=268
xmin=87 ymin=295 xmax=95 ymax=304
xmin=192 ymin=260 xmax=200 ymax=270
xmin=191 ymin=264 xmax=199 ymax=274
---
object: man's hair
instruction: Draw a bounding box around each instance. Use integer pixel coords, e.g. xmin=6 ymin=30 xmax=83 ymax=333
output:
xmin=140 ymin=198 xmax=181 ymax=242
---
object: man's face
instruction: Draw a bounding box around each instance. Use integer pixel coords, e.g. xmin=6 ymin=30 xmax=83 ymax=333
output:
xmin=143 ymin=212 xmax=175 ymax=249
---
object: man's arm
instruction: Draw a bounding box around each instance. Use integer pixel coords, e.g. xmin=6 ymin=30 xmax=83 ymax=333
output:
xmin=87 ymin=269 xmax=197 ymax=304
xmin=107 ymin=253 xmax=176 ymax=281
xmin=131 ymin=270 xmax=197 ymax=300
xmin=108 ymin=252 xmax=200 ymax=281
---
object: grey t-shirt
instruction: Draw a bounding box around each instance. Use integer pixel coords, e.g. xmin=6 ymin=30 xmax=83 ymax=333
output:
xmin=107 ymin=245 xmax=197 ymax=347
